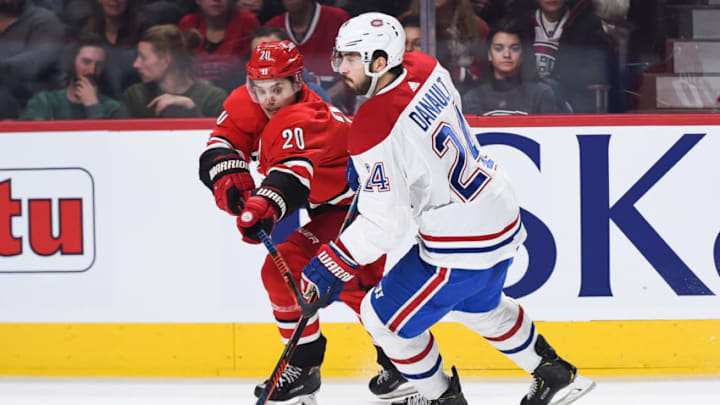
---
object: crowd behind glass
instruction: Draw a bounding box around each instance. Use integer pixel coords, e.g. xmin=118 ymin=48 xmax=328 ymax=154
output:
xmin=0 ymin=0 xmax=716 ymax=120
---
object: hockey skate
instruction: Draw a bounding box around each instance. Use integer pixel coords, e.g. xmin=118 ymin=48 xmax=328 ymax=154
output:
xmin=253 ymin=364 xmax=320 ymax=405
xmin=390 ymin=366 xmax=466 ymax=405
xmin=369 ymin=368 xmax=417 ymax=400
xmin=521 ymin=335 xmax=596 ymax=405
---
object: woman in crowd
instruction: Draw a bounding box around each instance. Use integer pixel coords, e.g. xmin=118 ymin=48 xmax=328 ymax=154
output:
xmin=463 ymin=18 xmax=562 ymax=115
xmin=122 ymin=25 xmax=227 ymax=118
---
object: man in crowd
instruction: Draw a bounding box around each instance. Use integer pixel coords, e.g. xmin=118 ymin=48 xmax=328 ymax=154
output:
xmin=21 ymin=33 xmax=127 ymax=120
xmin=0 ymin=0 xmax=64 ymax=118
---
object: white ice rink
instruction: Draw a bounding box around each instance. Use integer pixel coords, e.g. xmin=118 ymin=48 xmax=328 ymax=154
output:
xmin=1 ymin=375 xmax=719 ymax=405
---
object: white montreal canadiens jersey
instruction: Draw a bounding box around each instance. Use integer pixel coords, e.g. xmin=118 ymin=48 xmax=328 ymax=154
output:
xmin=339 ymin=52 xmax=527 ymax=269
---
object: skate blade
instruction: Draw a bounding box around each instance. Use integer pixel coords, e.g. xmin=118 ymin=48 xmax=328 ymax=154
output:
xmin=265 ymin=393 xmax=317 ymax=405
xmin=376 ymin=382 xmax=418 ymax=400
xmin=550 ymin=374 xmax=596 ymax=405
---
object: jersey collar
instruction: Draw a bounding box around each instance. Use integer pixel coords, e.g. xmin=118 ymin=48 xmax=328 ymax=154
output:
xmin=285 ymin=1 xmax=321 ymax=46
xmin=375 ymin=67 xmax=407 ymax=97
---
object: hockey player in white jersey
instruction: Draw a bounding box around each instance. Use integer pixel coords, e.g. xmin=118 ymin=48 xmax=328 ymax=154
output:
xmin=300 ymin=12 xmax=595 ymax=405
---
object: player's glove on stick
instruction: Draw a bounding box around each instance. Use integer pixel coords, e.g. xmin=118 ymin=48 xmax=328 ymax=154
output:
xmin=237 ymin=188 xmax=282 ymax=244
xmin=345 ymin=159 xmax=360 ymax=191
xmin=199 ymin=148 xmax=255 ymax=215
xmin=301 ymin=241 xmax=358 ymax=304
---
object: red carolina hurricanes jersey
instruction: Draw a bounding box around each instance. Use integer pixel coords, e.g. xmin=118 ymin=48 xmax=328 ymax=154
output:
xmin=265 ymin=3 xmax=349 ymax=77
xmin=179 ymin=10 xmax=260 ymax=82
xmin=206 ymin=85 xmax=354 ymax=207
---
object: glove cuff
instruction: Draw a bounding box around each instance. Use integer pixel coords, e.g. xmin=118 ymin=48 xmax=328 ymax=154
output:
xmin=329 ymin=240 xmax=357 ymax=267
xmin=317 ymin=241 xmax=358 ymax=282
xmin=254 ymin=187 xmax=287 ymax=219
xmin=209 ymin=157 xmax=249 ymax=184
xmin=199 ymin=147 xmax=249 ymax=190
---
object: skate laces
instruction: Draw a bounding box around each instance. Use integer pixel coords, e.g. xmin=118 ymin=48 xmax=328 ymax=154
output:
xmin=277 ymin=365 xmax=303 ymax=388
xmin=403 ymin=394 xmax=432 ymax=405
xmin=526 ymin=375 xmax=540 ymax=399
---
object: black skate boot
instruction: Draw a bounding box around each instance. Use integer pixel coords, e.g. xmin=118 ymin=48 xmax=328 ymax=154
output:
xmin=254 ymin=335 xmax=325 ymax=404
xmin=369 ymin=368 xmax=417 ymax=400
xmin=369 ymin=345 xmax=417 ymax=400
xmin=390 ymin=366 xmax=467 ymax=405
xmin=253 ymin=364 xmax=321 ymax=404
xmin=521 ymin=334 xmax=595 ymax=405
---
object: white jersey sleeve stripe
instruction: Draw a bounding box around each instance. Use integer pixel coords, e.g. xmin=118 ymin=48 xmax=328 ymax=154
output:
xmin=267 ymin=167 xmax=311 ymax=189
xmin=282 ymin=159 xmax=315 ymax=177
xmin=326 ymin=187 xmax=355 ymax=205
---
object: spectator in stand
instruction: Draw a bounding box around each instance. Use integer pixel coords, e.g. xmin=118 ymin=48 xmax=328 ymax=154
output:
xmin=249 ymin=25 xmax=331 ymax=102
xmin=265 ymin=0 xmax=351 ymax=111
xmin=123 ymin=25 xmax=228 ymax=118
xmin=179 ymin=0 xmax=260 ymax=93
xmin=401 ymin=15 xmax=422 ymax=53
xmin=21 ymin=33 xmax=127 ymax=120
xmin=81 ymin=0 xmax=149 ymax=99
xmin=463 ymin=19 xmax=562 ymax=115
xmin=531 ymin=0 xmax=618 ymax=112
xmin=403 ymin=0 xmax=490 ymax=94
xmin=0 ymin=0 xmax=64 ymax=119
xmin=82 ymin=0 xmax=147 ymax=46
xmin=237 ymin=0 xmax=284 ymax=24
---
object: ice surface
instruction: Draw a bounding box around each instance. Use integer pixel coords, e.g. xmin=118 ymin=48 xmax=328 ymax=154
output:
xmin=0 ymin=375 xmax=719 ymax=404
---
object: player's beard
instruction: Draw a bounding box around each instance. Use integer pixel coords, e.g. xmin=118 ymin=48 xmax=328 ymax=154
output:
xmin=346 ymin=75 xmax=372 ymax=96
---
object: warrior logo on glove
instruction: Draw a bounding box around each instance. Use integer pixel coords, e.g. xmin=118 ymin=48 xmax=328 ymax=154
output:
xmin=301 ymin=241 xmax=358 ymax=303
xmin=199 ymin=148 xmax=255 ymax=215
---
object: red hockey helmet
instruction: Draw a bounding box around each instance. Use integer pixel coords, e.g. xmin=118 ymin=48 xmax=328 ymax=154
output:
xmin=246 ymin=40 xmax=304 ymax=83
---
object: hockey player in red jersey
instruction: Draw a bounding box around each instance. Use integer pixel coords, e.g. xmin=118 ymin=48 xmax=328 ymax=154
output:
xmin=300 ymin=12 xmax=596 ymax=405
xmin=198 ymin=40 xmax=399 ymax=404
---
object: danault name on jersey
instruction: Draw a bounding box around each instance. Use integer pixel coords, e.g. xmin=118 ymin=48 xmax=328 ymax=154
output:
xmin=400 ymin=64 xmax=527 ymax=270
xmin=408 ymin=76 xmax=454 ymax=132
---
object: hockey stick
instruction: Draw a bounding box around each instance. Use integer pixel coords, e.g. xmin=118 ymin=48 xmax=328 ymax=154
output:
xmin=257 ymin=230 xmax=332 ymax=317
xmin=338 ymin=186 xmax=361 ymax=237
xmin=255 ymin=189 xmax=361 ymax=405
xmin=255 ymin=230 xmax=325 ymax=405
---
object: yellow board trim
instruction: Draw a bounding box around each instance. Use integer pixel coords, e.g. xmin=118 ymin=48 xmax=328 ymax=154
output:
xmin=1 ymin=321 xmax=718 ymax=377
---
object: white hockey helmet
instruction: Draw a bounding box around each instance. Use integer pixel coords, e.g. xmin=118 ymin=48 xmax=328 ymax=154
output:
xmin=332 ymin=12 xmax=405 ymax=96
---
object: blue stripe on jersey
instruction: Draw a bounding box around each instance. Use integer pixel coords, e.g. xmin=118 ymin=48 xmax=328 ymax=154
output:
xmin=499 ymin=323 xmax=535 ymax=354
xmin=402 ymin=355 xmax=443 ymax=380
xmin=420 ymin=225 xmax=522 ymax=254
